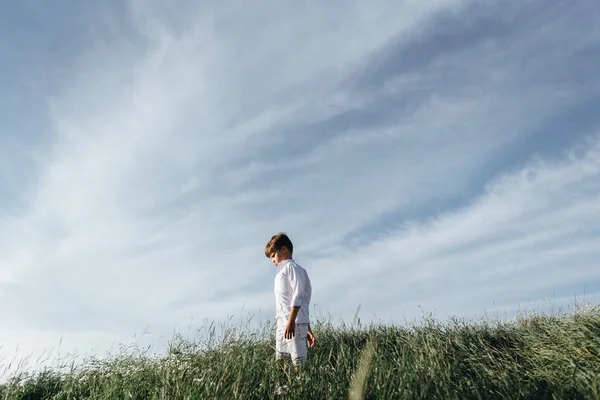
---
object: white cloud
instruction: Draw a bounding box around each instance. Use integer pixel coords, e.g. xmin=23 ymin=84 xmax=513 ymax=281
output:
xmin=309 ymin=135 xmax=600 ymax=324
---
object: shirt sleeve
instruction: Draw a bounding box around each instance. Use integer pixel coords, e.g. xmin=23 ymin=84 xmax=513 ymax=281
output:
xmin=287 ymin=264 xmax=307 ymax=308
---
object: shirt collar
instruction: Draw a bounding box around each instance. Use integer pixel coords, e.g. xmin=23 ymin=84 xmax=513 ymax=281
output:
xmin=277 ymin=259 xmax=294 ymax=270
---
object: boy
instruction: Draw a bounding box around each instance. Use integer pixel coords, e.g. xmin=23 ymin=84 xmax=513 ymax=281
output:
xmin=265 ymin=233 xmax=315 ymax=373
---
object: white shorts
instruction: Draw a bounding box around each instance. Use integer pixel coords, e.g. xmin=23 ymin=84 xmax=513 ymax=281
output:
xmin=275 ymin=322 xmax=309 ymax=366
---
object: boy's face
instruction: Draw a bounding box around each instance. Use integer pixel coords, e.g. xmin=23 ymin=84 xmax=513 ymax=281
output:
xmin=270 ymin=247 xmax=291 ymax=267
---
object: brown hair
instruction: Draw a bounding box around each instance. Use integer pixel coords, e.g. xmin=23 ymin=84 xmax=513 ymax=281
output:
xmin=265 ymin=232 xmax=294 ymax=257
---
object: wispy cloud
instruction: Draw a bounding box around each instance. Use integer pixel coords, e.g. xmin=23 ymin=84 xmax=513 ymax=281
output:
xmin=1 ymin=0 xmax=599 ymax=376
xmin=310 ymin=135 xmax=600 ymax=322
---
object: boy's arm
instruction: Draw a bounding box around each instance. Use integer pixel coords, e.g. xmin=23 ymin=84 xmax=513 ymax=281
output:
xmin=288 ymin=267 xmax=307 ymax=309
xmin=284 ymin=265 xmax=309 ymax=338
xmin=288 ymin=306 xmax=300 ymax=324
xmin=285 ymin=306 xmax=300 ymax=339
xmin=307 ymin=324 xmax=315 ymax=348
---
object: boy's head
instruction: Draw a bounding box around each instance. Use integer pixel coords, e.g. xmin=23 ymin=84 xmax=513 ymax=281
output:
xmin=265 ymin=232 xmax=293 ymax=266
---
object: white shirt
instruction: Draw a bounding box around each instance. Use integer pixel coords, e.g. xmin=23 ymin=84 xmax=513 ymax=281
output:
xmin=274 ymin=259 xmax=312 ymax=325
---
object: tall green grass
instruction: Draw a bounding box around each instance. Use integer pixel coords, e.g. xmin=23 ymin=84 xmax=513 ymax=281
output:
xmin=1 ymin=303 xmax=599 ymax=399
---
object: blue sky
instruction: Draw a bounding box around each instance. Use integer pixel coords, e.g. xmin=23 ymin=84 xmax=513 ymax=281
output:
xmin=1 ymin=0 xmax=600 ymax=376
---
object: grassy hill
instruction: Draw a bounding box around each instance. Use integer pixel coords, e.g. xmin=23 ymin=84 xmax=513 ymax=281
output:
xmin=1 ymin=304 xmax=599 ymax=399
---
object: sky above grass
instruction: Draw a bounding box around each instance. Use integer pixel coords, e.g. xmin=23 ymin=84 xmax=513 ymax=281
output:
xmin=1 ymin=0 xmax=600 ymax=376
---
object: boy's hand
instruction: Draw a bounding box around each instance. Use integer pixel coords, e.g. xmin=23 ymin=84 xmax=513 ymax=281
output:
xmin=284 ymin=320 xmax=296 ymax=339
xmin=307 ymin=329 xmax=315 ymax=348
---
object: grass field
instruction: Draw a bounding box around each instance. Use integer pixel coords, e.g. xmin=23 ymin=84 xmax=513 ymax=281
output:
xmin=1 ymin=303 xmax=599 ymax=399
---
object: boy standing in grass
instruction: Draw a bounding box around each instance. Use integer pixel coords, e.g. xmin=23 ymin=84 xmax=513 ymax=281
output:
xmin=265 ymin=233 xmax=315 ymax=375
